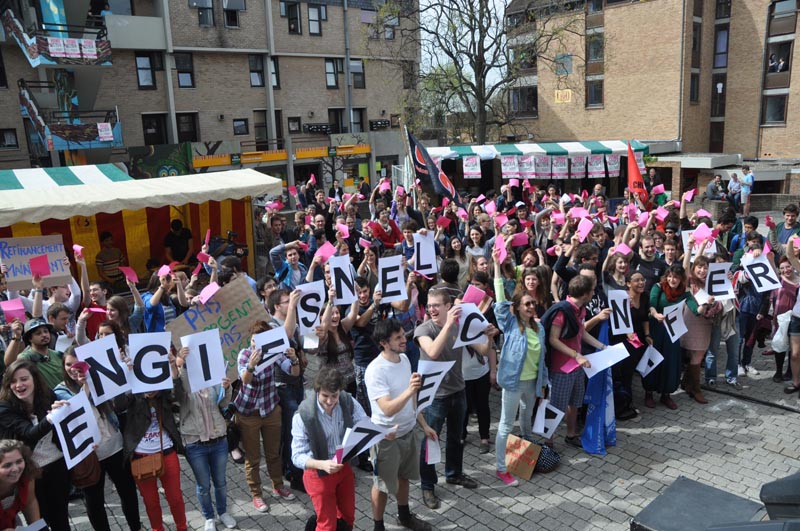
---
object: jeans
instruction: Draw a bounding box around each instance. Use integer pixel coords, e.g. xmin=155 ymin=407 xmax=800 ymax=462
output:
xmin=37 ymin=458 xmax=71 ymax=531
xmin=728 ymin=193 xmax=741 ymax=212
xmin=495 ymin=379 xmax=537 ymax=473
xmin=463 ymin=372 xmax=491 ymax=441
xmin=738 ymin=312 xmax=758 ymax=367
xmin=277 ymin=384 xmax=304 ymax=482
xmin=419 ymin=390 xmax=466 ymax=490
xmin=705 ymin=325 xmax=740 ymax=382
xmin=185 ymin=438 xmax=229 ymax=519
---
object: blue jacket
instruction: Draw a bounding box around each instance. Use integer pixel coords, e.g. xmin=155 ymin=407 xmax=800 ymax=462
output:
xmin=142 ymin=291 xmax=172 ymax=332
xmin=494 ymin=280 xmax=549 ymax=393
xmin=270 ymin=243 xmax=309 ymax=290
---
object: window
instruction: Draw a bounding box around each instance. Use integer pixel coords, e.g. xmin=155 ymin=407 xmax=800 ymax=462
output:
xmin=0 ymin=50 xmax=6 ymax=88
xmin=509 ymin=86 xmax=538 ymax=116
xmin=287 ymin=2 xmax=301 ymax=34
xmin=767 ymin=42 xmax=792 ymax=73
xmin=0 ymin=129 xmax=18 ymax=149
xmin=691 ymin=22 xmax=702 ymax=67
xmin=714 ymin=25 xmax=729 ymax=68
xmin=325 ymin=58 xmax=339 ymax=88
xmin=199 ymin=7 xmax=214 ymax=26
xmin=189 ymin=0 xmax=212 ymax=6
xmin=774 ymin=0 xmax=797 ymax=15
xmin=223 ymin=0 xmax=246 ymax=8
xmin=512 ymin=48 xmax=537 ymax=71
xmin=270 ymin=57 xmax=280 ymax=88
xmin=135 ymin=52 xmax=156 ymax=89
xmin=308 ymin=4 xmax=321 ymax=35
xmin=690 ymin=73 xmax=700 ymax=102
xmin=506 ymin=12 xmax=523 ymax=28
xmin=351 ymin=108 xmax=366 ymax=133
xmin=402 ymin=62 xmax=415 ymax=89
xmin=142 ymin=114 xmax=168 ymax=145
xmin=385 ymin=16 xmax=397 ymax=39
xmin=709 ymin=121 xmax=724 ymax=152
xmin=176 ymin=113 xmax=199 ymax=142
xmin=587 ymin=0 xmax=603 ymax=13
xmin=715 ymin=0 xmax=731 ymax=18
xmin=351 ymin=59 xmax=365 ymax=89
xmin=224 ymin=9 xmax=239 ymax=27
xmin=762 ymin=94 xmax=788 ymax=124
xmin=254 ymin=110 xmax=267 ymax=144
xmin=555 ymin=53 xmax=573 ymax=75
xmin=587 ymin=34 xmax=604 ymax=62
xmin=279 ymin=0 xmax=286 ymax=16
xmin=288 ymin=116 xmax=301 ymax=133
xmin=711 ymin=73 xmax=726 ymax=116
xmin=175 ymin=53 xmax=195 ymax=88
xmin=249 ymin=54 xmax=264 ymax=86
xmin=329 ymin=108 xmax=345 ymax=133
xmin=586 ymin=79 xmax=603 ymax=106
xmin=233 ymin=118 xmax=249 ymax=135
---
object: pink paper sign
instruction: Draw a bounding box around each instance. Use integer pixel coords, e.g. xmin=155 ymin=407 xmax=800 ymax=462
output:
xmin=359 ymin=238 xmax=372 ymax=249
xmin=457 ymin=208 xmax=468 ymax=219
xmin=436 ymin=216 xmax=452 ymax=229
xmin=651 ymin=184 xmax=665 ymax=195
xmin=655 ymin=206 xmax=670 ymax=221
xmin=118 ymin=266 xmax=139 ymax=283
xmin=577 ymin=218 xmax=594 ymax=242
xmin=396 ymin=186 xmax=405 ymax=196
xmin=88 ymin=307 xmax=107 ymax=314
xmin=197 ymin=282 xmax=221 ymax=305
xmin=157 ymin=265 xmax=172 ymax=277
xmin=693 ymin=223 xmax=713 ymax=243
xmin=508 ymin=178 xmax=520 ymax=188
xmin=638 ymin=212 xmax=650 ymax=227
xmin=72 ymin=244 xmax=84 ymax=259
xmin=696 ymin=208 xmax=712 ymax=218
xmin=485 ymin=201 xmax=496 ymax=215
xmin=569 ymin=207 xmax=589 ymax=219
xmin=684 ymin=188 xmax=697 ymax=202
xmin=309 ymin=174 xmax=317 ymax=185
xmin=511 ymin=232 xmax=529 ymax=247
xmin=314 ymin=241 xmax=337 ymax=263
xmin=336 ymin=223 xmax=350 ymax=239
xmin=442 ymin=197 xmax=450 ymax=208
xmin=288 ymin=185 xmax=298 ymax=196
xmin=197 ymin=252 xmax=211 ymax=264
xmin=0 ymin=299 xmax=26 ymax=323
xmin=475 ymin=194 xmax=486 ymax=203
xmin=29 ymin=255 xmax=51 ymax=277
xmin=379 ymin=181 xmax=392 ymax=192
xmin=494 ymin=237 xmax=508 ymax=264
xmin=297 ymin=241 xmax=309 ymax=252
xmin=551 ymin=213 xmax=566 ymax=226
xmin=616 ymin=243 xmax=633 ymax=256
xmin=462 ymin=285 xmax=486 ymax=305
xmin=494 ymin=214 xmax=509 ymax=228
xmin=546 ymin=246 xmax=558 ymax=256
xmin=204 ymin=229 xmax=211 ymax=247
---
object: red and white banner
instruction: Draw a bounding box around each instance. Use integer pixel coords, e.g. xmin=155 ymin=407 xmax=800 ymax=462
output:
xmin=518 ymin=155 xmax=535 ymax=178
xmin=570 ymin=155 xmax=587 ymax=179
xmin=534 ymin=155 xmax=551 ymax=180
xmin=48 ymin=37 xmax=66 ymax=58
xmin=462 ymin=155 xmax=481 ymax=179
xmin=63 ymin=38 xmax=81 ymax=58
xmin=588 ymin=155 xmax=605 ymax=179
xmin=97 ymin=123 xmax=114 ymax=141
xmin=81 ymin=39 xmax=97 ymax=59
xmin=606 ymin=154 xmax=621 ymax=178
xmin=551 ymin=155 xmax=568 ymax=180
xmin=501 ymin=155 xmax=519 ymax=178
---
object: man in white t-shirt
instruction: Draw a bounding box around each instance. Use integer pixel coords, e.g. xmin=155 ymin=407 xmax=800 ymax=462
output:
xmin=365 ymin=319 xmax=436 ymax=531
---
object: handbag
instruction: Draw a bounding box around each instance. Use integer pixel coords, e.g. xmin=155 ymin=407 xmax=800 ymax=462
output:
xmin=70 ymin=450 xmax=102 ymax=488
xmin=131 ymin=407 xmax=164 ymax=481
xmin=534 ymin=443 xmax=561 ymax=473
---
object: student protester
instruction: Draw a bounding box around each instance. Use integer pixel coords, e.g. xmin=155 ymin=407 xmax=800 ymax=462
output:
xmin=782 ymin=239 xmax=800 ymax=394
xmin=233 ymin=321 xmax=301 ymax=513
xmin=733 ymin=238 xmax=770 ymax=378
xmin=414 ymin=289 xmax=498 ymax=509
xmin=54 ymin=347 xmax=142 ymax=531
xmin=270 ymin=241 xmax=310 ymax=291
xmin=704 ymin=254 xmax=742 ymax=390
xmin=0 ymin=440 xmax=41 ymax=529
xmin=768 ymin=204 xmax=800 ymax=256
xmin=304 ymin=288 xmax=356 ymax=393
xmin=142 ymin=271 xmax=187 ymax=333
xmin=366 ymin=319 xmax=435 ymax=531
xmin=76 ymin=280 xmax=144 ymax=345
xmin=0 ymin=360 xmax=69 ymax=531
xmin=7 ymin=319 xmax=62 ymax=389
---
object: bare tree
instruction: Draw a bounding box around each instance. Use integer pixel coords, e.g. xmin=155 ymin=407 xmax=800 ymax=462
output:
xmin=369 ymin=0 xmax=584 ymax=144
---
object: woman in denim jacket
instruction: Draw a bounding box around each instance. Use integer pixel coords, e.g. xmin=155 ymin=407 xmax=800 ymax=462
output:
xmin=492 ymin=246 xmax=549 ymax=487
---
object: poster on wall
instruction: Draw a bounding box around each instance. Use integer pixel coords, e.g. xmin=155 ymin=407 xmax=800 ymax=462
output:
xmin=81 ymin=39 xmax=97 ymax=59
xmin=501 ymin=155 xmax=519 ymax=179
xmin=635 ymin=151 xmax=646 ymax=172
xmin=463 ymin=155 xmax=481 ymax=179
xmin=534 ymin=155 xmax=551 ymax=180
xmin=97 ymin=123 xmax=114 ymax=141
xmin=47 ymin=37 xmax=66 ymax=58
xmin=551 ymin=155 xmax=568 ymax=180
xmin=606 ymin=154 xmax=621 ymax=178
xmin=63 ymin=38 xmax=81 ymax=58
xmin=570 ymin=155 xmax=587 ymax=179
xmin=518 ymin=155 xmax=535 ymax=179
xmin=588 ymin=154 xmax=605 ymax=179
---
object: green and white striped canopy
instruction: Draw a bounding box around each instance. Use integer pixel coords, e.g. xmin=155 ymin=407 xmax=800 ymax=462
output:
xmin=428 ymin=140 xmax=649 ymax=160
xmin=0 ymin=164 xmax=132 ymax=191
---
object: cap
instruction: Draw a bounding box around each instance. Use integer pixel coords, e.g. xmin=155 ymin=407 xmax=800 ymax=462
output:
xmin=22 ymin=318 xmax=55 ymax=344
xmin=515 ymin=201 xmax=526 ymax=208
xmin=665 ymin=222 xmax=679 ymax=231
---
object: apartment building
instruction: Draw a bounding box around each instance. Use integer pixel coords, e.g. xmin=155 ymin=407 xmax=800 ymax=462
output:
xmin=0 ymin=0 xmax=418 ymax=187
xmin=504 ymin=0 xmax=800 ymax=193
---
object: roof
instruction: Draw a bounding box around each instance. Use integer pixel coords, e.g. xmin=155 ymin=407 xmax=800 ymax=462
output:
xmin=0 ymin=164 xmax=283 ymax=226
xmin=427 ymin=140 xmax=649 ymax=160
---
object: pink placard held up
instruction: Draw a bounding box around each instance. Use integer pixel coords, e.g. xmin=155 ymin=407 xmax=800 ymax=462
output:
xmin=157 ymin=265 xmax=172 ymax=277
xmin=651 ymin=184 xmax=665 ymax=195
xmin=683 ymin=188 xmax=697 ymax=202
xmin=457 ymin=208 xmax=468 ymax=219
xmin=204 ymin=229 xmax=211 ymax=247
xmin=508 ymin=178 xmax=520 ymax=188
xmin=569 ymin=207 xmax=589 ymax=219
xmin=72 ymin=244 xmax=84 ymax=259
xmin=494 ymin=237 xmax=508 ymax=264
xmin=118 ymin=266 xmax=139 ymax=283
xmin=546 ymin=246 xmax=558 ymax=256
xmin=627 ymin=333 xmax=644 ymax=348
xmin=29 ymin=255 xmax=51 ymax=277
xmin=607 ymin=216 xmax=619 ymax=223
xmin=696 ymin=208 xmax=712 ymax=218
xmin=475 ymin=194 xmax=486 ymax=203
xmin=638 ymin=211 xmax=650 ymax=227
xmin=359 ymin=237 xmax=372 ymax=249
xmin=577 ymin=218 xmax=594 ymax=242
xmin=436 ymin=216 xmax=452 ymax=229
xmin=88 ymin=307 xmax=107 ymax=314
xmin=655 ymin=206 xmax=670 ymax=221
xmin=494 ymin=214 xmax=509 ymax=228
xmin=615 ymin=243 xmax=633 ymax=256
xmin=511 ymin=232 xmax=529 ymax=247
xmin=288 ymin=185 xmax=298 ymax=196
xmin=693 ymin=223 xmax=713 ymax=243
xmin=396 ymin=186 xmax=406 ymax=196
xmin=551 ymin=212 xmax=565 ymax=226
xmin=314 ymin=241 xmax=337 ymax=264
xmin=197 ymin=252 xmax=211 ymax=264
xmin=462 ymin=285 xmax=486 ymax=305
xmin=442 ymin=197 xmax=450 ymax=208
xmin=336 ymin=223 xmax=350 ymax=239
xmin=192 ymin=263 xmax=203 ymax=276
xmin=0 ymin=299 xmax=26 ymax=323
xmin=484 ymin=200 xmax=496 ymax=215
xmin=379 ymin=181 xmax=392 ymax=192
xmin=625 ymin=203 xmax=638 ymax=222
xmin=309 ymin=174 xmax=317 ymax=186
xmin=197 ymin=282 xmax=221 ymax=305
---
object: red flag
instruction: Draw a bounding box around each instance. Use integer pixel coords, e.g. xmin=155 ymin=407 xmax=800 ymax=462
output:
xmin=407 ymin=128 xmax=464 ymax=207
xmin=627 ymin=142 xmax=648 ymax=204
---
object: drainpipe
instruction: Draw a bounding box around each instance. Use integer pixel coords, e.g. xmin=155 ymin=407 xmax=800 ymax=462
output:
xmin=343 ymin=0 xmax=353 ymax=135
xmin=675 ymin=0 xmax=685 ymax=147
xmin=161 ymin=0 xmax=178 ymax=143
xmin=754 ymin=10 xmax=770 ymax=163
xmin=264 ymin=0 xmax=277 ymax=147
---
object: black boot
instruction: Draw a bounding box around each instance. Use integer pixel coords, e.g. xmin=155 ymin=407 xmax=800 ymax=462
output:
xmin=774 ymin=352 xmax=786 ymax=383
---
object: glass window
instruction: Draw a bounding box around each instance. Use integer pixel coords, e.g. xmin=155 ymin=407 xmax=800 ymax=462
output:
xmin=767 ymin=42 xmax=792 ymax=72
xmin=175 ymin=53 xmax=195 ymax=88
xmin=351 ymin=108 xmax=365 ymax=133
xmin=328 ymin=108 xmax=345 ymax=133
xmin=351 ymin=59 xmax=365 ymax=88
xmin=233 ymin=118 xmax=249 ymax=135
xmin=249 ymin=54 xmax=264 ymax=86
xmin=587 ymin=34 xmax=604 ymax=62
xmin=690 ymin=72 xmax=700 ymax=102
xmin=287 ymin=2 xmax=301 ymax=34
xmin=714 ymin=25 xmax=729 ymax=68
xmin=136 ymin=53 xmax=156 ymax=89
xmin=586 ymin=79 xmax=603 ymax=106
xmin=774 ymin=0 xmax=797 ymax=14
xmin=0 ymin=50 xmax=6 ymax=89
xmin=715 ymin=0 xmax=731 ymax=18
xmin=189 ymin=0 xmax=212 ymax=7
xmin=385 ymin=25 xmax=395 ymax=39
xmin=222 ymin=0 xmax=246 ymax=9
xmin=288 ymin=116 xmax=301 ymax=133
xmin=279 ymin=0 xmax=286 ymax=16
xmin=762 ymin=95 xmax=788 ymax=123
xmin=325 ymin=58 xmax=338 ymax=88
xmin=224 ymin=9 xmax=239 ymax=27
xmin=0 ymin=129 xmax=19 ymax=149
xmin=198 ymin=7 xmax=214 ymax=26
xmin=254 ymin=110 xmax=267 ymax=141
xmin=176 ymin=113 xmax=199 ymax=142
xmin=271 ymin=57 xmax=280 ymax=88
xmin=711 ymin=73 xmax=726 ymax=116
xmin=588 ymin=0 xmax=603 ymax=13
xmin=308 ymin=5 xmax=321 ymax=35
xmin=555 ymin=53 xmax=573 ymax=75
xmin=319 ymin=5 xmax=327 ymax=20
xmin=509 ymin=86 xmax=538 ymax=116
xmin=691 ymin=22 xmax=702 ymax=67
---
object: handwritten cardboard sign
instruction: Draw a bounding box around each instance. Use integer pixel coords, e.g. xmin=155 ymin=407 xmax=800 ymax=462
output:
xmin=0 ymin=235 xmax=71 ymax=289
xmin=505 ymin=434 xmax=542 ymax=480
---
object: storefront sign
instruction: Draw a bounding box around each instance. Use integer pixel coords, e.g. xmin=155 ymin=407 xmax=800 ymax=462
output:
xmin=193 ymin=153 xmax=231 ymax=168
xmin=296 ymin=146 xmax=329 ymax=159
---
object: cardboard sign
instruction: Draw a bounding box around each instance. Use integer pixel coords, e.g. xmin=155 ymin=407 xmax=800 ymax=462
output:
xmin=636 ymin=345 xmax=664 ymax=377
xmin=51 ymin=391 xmax=101 ymax=470
xmin=0 ymin=235 xmax=71 ymax=289
xmin=75 ymin=334 xmax=133 ymax=405
xmin=180 ymin=329 xmax=227 ymax=393
xmin=166 ymin=277 xmax=269 ymax=381
xmin=532 ymin=399 xmax=565 ymax=440
xmin=505 ymin=434 xmax=542 ymax=481
xmin=296 ymin=280 xmax=326 ymax=336
xmin=452 ymin=303 xmax=489 ymax=348
xmin=608 ymin=290 xmax=633 ymax=335
xmin=329 ymin=255 xmax=357 ymax=305
xmin=251 ymin=326 xmax=290 ymax=374
xmin=412 ymin=232 xmax=438 ymax=277
xmin=706 ymin=262 xmax=735 ymax=301
xmin=377 ymin=255 xmax=406 ymax=304
xmin=663 ymin=301 xmax=688 ymax=343
xmin=128 ymin=332 xmax=174 ymax=394
xmin=743 ymin=254 xmax=781 ymax=293
xmin=416 ymin=360 xmax=456 ymax=414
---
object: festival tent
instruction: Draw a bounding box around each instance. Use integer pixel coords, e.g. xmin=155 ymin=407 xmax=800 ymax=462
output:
xmin=427 ymin=140 xmax=650 ymax=160
xmin=0 ymin=164 xmax=282 ymax=280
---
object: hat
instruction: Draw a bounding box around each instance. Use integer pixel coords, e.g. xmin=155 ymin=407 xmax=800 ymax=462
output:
xmin=22 ymin=318 xmax=55 ymax=344
xmin=665 ymin=222 xmax=679 ymax=231
xmin=515 ymin=201 xmax=526 ymax=209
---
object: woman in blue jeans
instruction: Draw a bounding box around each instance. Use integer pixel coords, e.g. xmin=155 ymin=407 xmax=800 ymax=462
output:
xmin=492 ymin=247 xmax=549 ymax=487
xmin=175 ymin=347 xmax=236 ymax=531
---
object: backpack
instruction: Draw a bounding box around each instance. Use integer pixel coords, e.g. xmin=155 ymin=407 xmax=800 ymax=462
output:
xmin=539 ymin=301 xmax=580 ymax=370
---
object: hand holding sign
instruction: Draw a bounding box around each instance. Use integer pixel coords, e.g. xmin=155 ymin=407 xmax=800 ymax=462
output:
xmin=180 ymin=329 xmax=227 ymax=392
xmin=251 ymin=327 xmax=291 ymax=374
xmin=452 ymin=303 xmax=490 ymax=348
xmin=416 ymin=360 xmax=456 ymax=414
xmin=51 ymin=391 xmax=101 ymax=470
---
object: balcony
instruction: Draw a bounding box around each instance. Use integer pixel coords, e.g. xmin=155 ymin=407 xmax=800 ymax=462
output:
xmin=104 ymin=15 xmax=166 ymax=51
xmin=2 ymin=8 xmax=112 ymax=68
xmin=18 ymin=79 xmax=123 ymax=151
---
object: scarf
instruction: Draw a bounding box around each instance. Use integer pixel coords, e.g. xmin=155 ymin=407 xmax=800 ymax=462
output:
xmin=660 ymin=280 xmax=684 ymax=302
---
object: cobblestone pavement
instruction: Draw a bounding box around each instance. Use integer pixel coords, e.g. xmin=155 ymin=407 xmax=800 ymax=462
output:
xmin=67 ymin=341 xmax=799 ymax=531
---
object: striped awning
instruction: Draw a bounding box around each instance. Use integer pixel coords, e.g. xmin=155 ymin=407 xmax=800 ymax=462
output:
xmin=0 ymin=164 xmax=132 ymax=190
xmin=428 ymin=140 xmax=649 ymax=160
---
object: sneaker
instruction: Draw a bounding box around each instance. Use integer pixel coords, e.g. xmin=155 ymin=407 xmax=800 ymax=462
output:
xmin=272 ymin=485 xmax=296 ymax=501
xmin=745 ymin=365 xmax=759 ymax=375
xmin=479 ymin=441 xmax=490 ymax=454
xmin=422 ymin=490 xmax=440 ymax=510
xmin=495 ymin=471 xmax=519 ymax=487
xmin=726 ymin=379 xmax=743 ymax=390
xmin=252 ymin=497 xmax=269 ymax=513
xmin=396 ymin=513 xmax=433 ymax=531
xmin=445 ymin=474 xmax=478 ymax=489
xmin=218 ymin=513 xmax=236 ymax=529
xmin=737 ymin=365 xmax=746 ymax=377
xmin=564 ymin=435 xmax=582 ymax=449
xmin=773 ymin=373 xmax=784 ymax=383
xmin=204 ymin=519 xmax=216 ymax=531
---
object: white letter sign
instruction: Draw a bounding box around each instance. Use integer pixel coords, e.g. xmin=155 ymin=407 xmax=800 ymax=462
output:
xmin=452 ymin=303 xmax=489 ymax=348
xmin=180 ymin=329 xmax=227 ymax=393
xmin=608 ymin=290 xmax=633 ymax=335
xmin=129 ymin=332 xmax=174 ymax=394
xmin=296 ymin=280 xmax=326 ymax=336
xmin=415 ymin=360 xmax=456 ymax=414
xmin=743 ymin=254 xmax=781 ymax=293
xmin=412 ymin=232 xmax=438 ymax=277
xmin=329 ymin=255 xmax=357 ymax=305
xmin=252 ymin=326 xmax=290 ymax=375
xmin=377 ymin=255 xmax=407 ymax=304
xmin=51 ymin=391 xmax=101 ymax=470
xmin=706 ymin=262 xmax=735 ymax=301
xmin=75 ymin=334 xmax=132 ymax=405
xmin=663 ymin=301 xmax=688 ymax=343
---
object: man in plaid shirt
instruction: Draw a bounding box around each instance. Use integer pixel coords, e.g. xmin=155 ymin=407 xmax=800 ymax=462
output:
xmin=234 ymin=321 xmax=300 ymax=513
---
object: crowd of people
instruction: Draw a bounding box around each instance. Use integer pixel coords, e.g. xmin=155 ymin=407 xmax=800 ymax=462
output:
xmin=0 ymin=168 xmax=797 ymax=531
